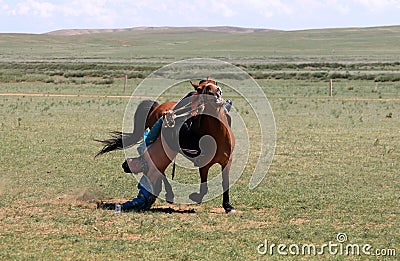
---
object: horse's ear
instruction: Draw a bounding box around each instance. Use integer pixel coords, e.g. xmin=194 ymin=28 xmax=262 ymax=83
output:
xmin=206 ymin=76 xmax=217 ymax=85
xmin=190 ymin=81 xmax=199 ymax=90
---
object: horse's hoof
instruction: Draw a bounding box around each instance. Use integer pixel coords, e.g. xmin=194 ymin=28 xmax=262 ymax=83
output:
xmin=223 ymin=203 xmax=236 ymax=213
xmin=227 ymin=208 xmax=237 ymax=214
xmin=189 ymin=193 xmax=203 ymax=204
xmin=165 ymin=193 xmax=174 ymax=204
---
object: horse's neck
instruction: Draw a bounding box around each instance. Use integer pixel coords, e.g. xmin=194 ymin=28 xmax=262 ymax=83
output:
xmin=199 ymin=107 xmax=230 ymax=134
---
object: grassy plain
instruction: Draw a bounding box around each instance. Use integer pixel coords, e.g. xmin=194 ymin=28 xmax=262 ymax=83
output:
xmin=0 ymin=26 xmax=399 ymax=260
xmin=1 ymin=26 xmax=400 ymax=63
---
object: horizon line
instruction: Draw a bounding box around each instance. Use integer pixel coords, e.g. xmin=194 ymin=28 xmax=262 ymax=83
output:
xmin=1 ymin=24 xmax=399 ymax=35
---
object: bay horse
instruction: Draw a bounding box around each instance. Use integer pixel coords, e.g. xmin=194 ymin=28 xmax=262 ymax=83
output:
xmin=97 ymin=79 xmax=235 ymax=213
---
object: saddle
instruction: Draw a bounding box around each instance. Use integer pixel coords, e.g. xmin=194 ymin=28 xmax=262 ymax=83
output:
xmin=161 ymin=108 xmax=202 ymax=159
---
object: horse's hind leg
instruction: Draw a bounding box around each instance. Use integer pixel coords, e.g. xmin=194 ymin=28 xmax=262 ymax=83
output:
xmin=189 ymin=166 xmax=209 ymax=204
xmin=222 ymin=161 xmax=236 ymax=213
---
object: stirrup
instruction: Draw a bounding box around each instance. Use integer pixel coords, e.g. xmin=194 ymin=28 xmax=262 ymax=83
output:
xmin=163 ymin=110 xmax=176 ymax=128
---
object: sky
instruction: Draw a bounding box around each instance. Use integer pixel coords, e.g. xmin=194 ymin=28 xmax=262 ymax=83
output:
xmin=0 ymin=0 xmax=399 ymax=33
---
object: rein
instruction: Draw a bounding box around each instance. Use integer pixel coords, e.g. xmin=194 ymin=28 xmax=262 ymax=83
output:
xmin=162 ymin=99 xmax=205 ymax=128
xmin=162 ymin=85 xmax=225 ymax=129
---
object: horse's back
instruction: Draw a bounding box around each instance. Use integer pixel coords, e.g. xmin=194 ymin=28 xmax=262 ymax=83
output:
xmin=146 ymin=101 xmax=177 ymax=127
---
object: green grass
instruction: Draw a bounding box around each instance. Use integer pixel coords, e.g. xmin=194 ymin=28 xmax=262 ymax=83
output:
xmin=1 ymin=61 xmax=400 ymax=87
xmin=1 ymin=76 xmax=399 ymax=260
xmin=1 ymin=26 xmax=400 ymax=63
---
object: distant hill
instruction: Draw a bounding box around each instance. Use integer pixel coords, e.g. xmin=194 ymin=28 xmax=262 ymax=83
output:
xmin=45 ymin=26 xmax=277 ymax=36
xmin=1 ymin=25 xmax=399 ymax=63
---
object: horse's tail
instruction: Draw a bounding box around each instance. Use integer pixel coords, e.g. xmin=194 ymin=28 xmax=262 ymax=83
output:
xmin=95 ymin=99 xmax=159 ymax=157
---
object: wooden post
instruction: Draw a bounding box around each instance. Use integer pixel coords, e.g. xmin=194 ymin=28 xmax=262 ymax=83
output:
xmin=123 ymin=75 xmax=128 ymax=94
xmin=329 ymin=79 xmax=333 ymax=97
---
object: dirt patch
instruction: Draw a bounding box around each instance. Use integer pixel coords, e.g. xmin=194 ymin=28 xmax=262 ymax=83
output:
xmin=48 ymin=188 xmax=106 ymax=210
xmin=73 ymin=189 xmax=103 ymax=202
xmin=150 ymin=204 xmax=196 ymax=214
xmin=209 ymin=206 xmax=234 ymax=214
xmin=95 ymin=233 xmax=142 ymax=241
xmin=290 ymin=218 xmax=310 ymax=225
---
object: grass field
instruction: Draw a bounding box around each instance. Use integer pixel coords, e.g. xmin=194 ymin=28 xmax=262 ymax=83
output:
xmin=1 ymin=26 xmax=400 ymax=63
xmin=0 ymin=26 xmax=399 ymax=260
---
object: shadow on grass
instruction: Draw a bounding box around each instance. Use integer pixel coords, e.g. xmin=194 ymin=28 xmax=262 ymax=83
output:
xmin=97 ymin=201 xmax=196 ymax=214
xmin=149 ymin=207 xmax=196 ymax=214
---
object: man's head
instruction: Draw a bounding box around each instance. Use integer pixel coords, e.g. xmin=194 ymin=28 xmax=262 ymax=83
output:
xmin=122 ymin=158 xmax=142 ymax=174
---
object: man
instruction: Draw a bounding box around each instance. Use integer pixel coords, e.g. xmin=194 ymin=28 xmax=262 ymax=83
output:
xmin=98 ymin=126 xmax=167 ymax=212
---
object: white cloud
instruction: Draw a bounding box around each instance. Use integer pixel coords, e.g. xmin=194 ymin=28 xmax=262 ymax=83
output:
xmin=8 ymin=0 xmax=55 ymax=17
xmin=210 ymin=1 xmax=236 ymax=17
xmin=5 ymin=0 xmax=119 ymax=28
xmin=31 ymin=0 xmax=54 ymax=17
xmin=6 ymin=0 xmax=112 ymax=18
xmin=56 ymin=0 xmax=108 ymax=17
xmin=326 ymin=0 xmax=350 ymax=14
xmin=247 ymin=0 xmax=293 ymax=18
xmin=354 ymin=0 xmax=400 ymax=10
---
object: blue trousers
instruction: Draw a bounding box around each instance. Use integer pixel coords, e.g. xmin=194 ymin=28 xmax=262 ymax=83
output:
xmin=137 ymin=118 xmax=163 ymax=155
xmin=122 ymin=175 xmax=160 ymax=211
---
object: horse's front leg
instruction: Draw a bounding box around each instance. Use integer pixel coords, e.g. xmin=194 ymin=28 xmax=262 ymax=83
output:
xmin=222 ymin=161 xmax=236 ymax=213
xmin=162 ymin=174 xmax=174 ymax=203
xmin=189 ymin=165 xmax=209 ymax=204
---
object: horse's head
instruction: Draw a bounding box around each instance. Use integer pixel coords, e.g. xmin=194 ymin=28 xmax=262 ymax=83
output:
xmin=190 ymin=78 xmax=224 ymax=105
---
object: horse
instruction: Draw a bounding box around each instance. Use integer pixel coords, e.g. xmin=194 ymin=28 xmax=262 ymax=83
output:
xmin=97 ymin=79 xmax=236 ymax=213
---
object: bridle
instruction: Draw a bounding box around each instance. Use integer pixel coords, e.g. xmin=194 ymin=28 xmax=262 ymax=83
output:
xmin=162 ymin=82 xmax=224 ymax=128
xmin=201 ymin=83 xmax=224 ymax=106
